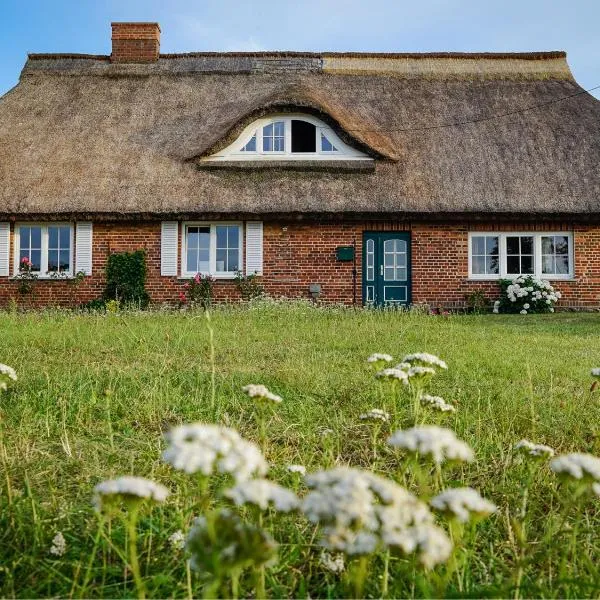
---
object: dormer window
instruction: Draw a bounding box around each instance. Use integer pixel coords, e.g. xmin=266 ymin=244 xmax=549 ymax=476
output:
xmin=204 ymin=113 xmax=370 ymax=162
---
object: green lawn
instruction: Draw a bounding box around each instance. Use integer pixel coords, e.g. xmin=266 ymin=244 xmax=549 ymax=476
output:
xmin=1 ymin=305 xmax=600 ymax=598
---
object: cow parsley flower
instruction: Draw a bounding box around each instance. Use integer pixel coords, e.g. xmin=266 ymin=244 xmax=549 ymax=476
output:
xmin=593 ymin=483 xmax=600 ymax=497
xmin=360 ymin=408 xmax=390 ymax=422
xmin=162 ymin=423 xmax=268 ymax=481
xmin=420 ymin=395 xmax=456 ymax=413
xmin=367 ymin=353 xmax=393 ymax=364
xmin=383 ymin=523 xmax=452 ymax=569
xmin=550 ymin=453 xmax=600 ymax=483
xmin=376 ymin=368 xmax=409 ymax=383
xmin=93 ymin=476 xmax=169 ymax=511
xmin=224 ymin=479 xmax=300 ymax=512
xmin=287 ymin=464 xmax=306 ymax=476
xmin=514 ymin=439 xmax=555 ymax=459
xmin=407 ymin=366 xmax=437 ymax=379
xmin=168 ymin=530 xmax=186 ymax=551
xmin=395 ymin=362 xmax=412 ymax=371
xmin=49 ymin=531 xmax=66 ymax=557
xmin=242 ymin=384 xmax=282 ymax=404
xmin=0 ymin=364 xmax=17 ymax=392
xmin=320 ymin=551 xmax=345 ymax=573
xmin=388 ymin=426 xmax=474 ymax=464
xmin=430 ymin=488 xmax=497 ymax=523
xmin=302 ymin=467 xmax=435 ymax=557
xmin=402 ymin=353 xmax=448 ymax=370
xmin=591 ymin=368 xmax=600 ymax=379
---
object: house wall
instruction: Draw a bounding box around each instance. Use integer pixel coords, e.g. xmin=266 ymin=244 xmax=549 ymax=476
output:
xmin=0 ymin=220 xmax=599 ymax=309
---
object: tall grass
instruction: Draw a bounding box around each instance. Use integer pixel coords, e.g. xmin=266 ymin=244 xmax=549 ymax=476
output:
xmin=1 ymin=304 xmax=600 ymax=598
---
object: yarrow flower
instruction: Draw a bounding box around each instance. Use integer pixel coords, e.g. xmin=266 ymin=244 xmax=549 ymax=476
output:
xmin=407 ymin=366 xmax=437 ymax=379
xmin=0 ymin=364 xmax=17 ymax=392
xmin=162 ymin=423 xmax=267 ymax=481
xmin=242 ymin=384 xmax=282 ymax=404
xmin=514 ymin=439 xmax=555 ymax=459
xmin=430 ymin=488 xmax=497 ymax=523
xmin=49 ymin=531 xmax=66 ymax=557
xmin=93 ymin=476 xmax=169 ymax=511
xmin=287 ymin=464 xmax=306 ymax=476
xmin=376 ymin=368 xmax=409 ymax=384
xmin=168 ymin=530 xmax=186 ymax=551
xmin=402 ymin=353 xmax=448 ymax=370
xmin=550 ymin=453 xmax=600 ymax=483
xmin=224 ymin=479 xmax=300 ymax=512
xmin=591 ymin=368 xmax=600 ymax=379
xmin=367 ymin=353 xmax=393 ymax=365
xmin=359 ymin=408 xmax=390 ymax=422
xmin=395 ymin=362 xmax=412 ymax=371
xmin=320 ymin=551 xmax=345 ymax=573
xmin=302 ymin=467 xmax=448 ymax=567
xmin=383 ymin=523 xmax=453 ymax=570
xmin=420 ymin=395 xmax=456 ymax=413
xmin=388 ymin=426 xmax=474 ymax=464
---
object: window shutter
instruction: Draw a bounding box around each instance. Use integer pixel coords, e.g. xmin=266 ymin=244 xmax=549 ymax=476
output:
xmin=161 ymin=221 xmax=179 ymax=276
xmin=0 ymin=223 xmax=9 ymax=277
xmin=75 ymin=222 xmax=93 ymax=275
xmin=245 ymin=221 xmax=263 ymax=276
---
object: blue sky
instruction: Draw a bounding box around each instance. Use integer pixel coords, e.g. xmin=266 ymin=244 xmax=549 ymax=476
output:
xmin=1 ymin=0 xmax=599 ymax=98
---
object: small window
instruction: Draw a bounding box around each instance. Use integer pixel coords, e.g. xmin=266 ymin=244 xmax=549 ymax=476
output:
xmin=291 ymin=120 xmax=316 ymax=153
xmin=241 ymin=134 xmax=257 ymax=152
xmin=183 ymin=224 xmax=242 ymax=278
xmin=263 ymin=121 xmax=285 ymax=152
xmin=470 ymin=235 xmax=499 ymax=276
xmin=321 ymin=132 xmax=338 ymax=152
xmin=542 ymin=235 xmax=570 ymax=275
xmin=506 ymin=235 xmax=534 ymax=275
xmin=16 ymin=224 xmax=73 ymax=276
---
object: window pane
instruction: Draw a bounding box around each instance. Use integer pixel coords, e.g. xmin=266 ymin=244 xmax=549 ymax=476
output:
xmin=521 ymin=236 xmax=533 ymax=255
xmin=60 ymin=250 xmax=70 ymax=271
xmin=487 ymin=256 xmax=499 ymax=274
xmin=471 ymin=236 xmax=485 ymax=255
xmin=273 ymin=137 xmax=284 ymax=152
xmin=228 ymin=226 xmax=239 ymax=247
xmin=241 ymin=134 xmax=256 ymax=152
xmin=48 ymin=250 xmax=59 ymax=272
xmin=541 ymin=236 xmax=553 ymax=254
xmin=49 ymin=227 xmax=59 ymax=248
xmin=521 ymin=256 xmax=534 ymax=274
xmin=321 ymin=132 xmax=338 ymax=152
xmin=30 ymin=250 xmax=41 ymax=271
xmin=263 ymin=123 xmax=273 ymax=137
xmin=31 ymin=227 xmax=42 ymax=249
xmin=59 ymin=226 xmax=70 ymax=247
xmin=472 ymin=255 xmax=486 ymax=274
xmin=555 ymin=236 xmax=569 ymax=254
xmin=542 ymin=255 xmax=554 ymax=274
xmin=384 ymin=267 xmax=394 ymax=280
xmin=506 ymin=237 xmax=520 ymax=255
xmin=216 ymin=226 xmax=227 ymax=248
xmin=556 ymin=255 xmax=569 ymax=274
xmin=486 ymin=237 xmax=499 ymax=255
xmin=216 ymin=249 xmax=227 ymax=272
xmin=274 ymin=121 xmax=284 ymax=136
xmin=263 ymin=137 xmax=273 ymax=152
xmin=227 ymin=249 xmax=239 ymax=272
xmin=506 ymin=256 xmax=520 ymax=274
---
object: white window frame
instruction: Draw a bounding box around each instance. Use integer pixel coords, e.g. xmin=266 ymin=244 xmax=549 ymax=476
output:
xmin=468 ymin=232 xmax=574 ymax=281
xmin=181 ymin=222 xmax=243 ymax=279
xmin=13 ymin=223 xmax=74 ymax=278
xmin=203 ymin=113 xmax=371 ymax=162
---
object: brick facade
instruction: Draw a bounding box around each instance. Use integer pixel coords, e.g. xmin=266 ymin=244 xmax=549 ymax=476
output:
xmin=111 ymin=23 xmax=160 ymax=63
xmin=1 ymin=220 xmax=599 ymax=309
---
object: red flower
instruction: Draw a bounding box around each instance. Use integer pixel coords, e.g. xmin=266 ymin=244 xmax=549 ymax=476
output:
xmin=20 ymin=256 xmax=31 ymax=265
xmin=178 ymin=292 xmax=187 ymax=303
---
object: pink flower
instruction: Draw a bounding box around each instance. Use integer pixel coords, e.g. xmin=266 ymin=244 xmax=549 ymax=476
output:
xmin=194 ymin=273 xmax=201 ymax=284
xmin=178 ymin=292 xmax=187 ymax=303
xmin=183 ymin=283 xmax=191 ymax=290
xmin=20 ymin=256 xmax=31 ymax=265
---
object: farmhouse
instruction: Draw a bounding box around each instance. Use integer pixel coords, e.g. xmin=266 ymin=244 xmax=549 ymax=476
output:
xmin=1 ymin=22 xmax=599 ymax=308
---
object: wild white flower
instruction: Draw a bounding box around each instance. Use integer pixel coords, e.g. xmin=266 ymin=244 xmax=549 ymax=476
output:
xmin=520 ymin=310 xmax=527 ymax=315
xmin=383 ymin=523 xmax=452 ymax=569
xmin=430 ymin=488 xmax=497 ymax=522
xmin=242 ymin=384 xmax=282 ymax=404
xmin=376 ymin=368 xmax=409 ymax=383
xmin=420 ymin=395 xmax=456 ymax=413
xmin=593 ymin=483 xmax=600 ymax=497
xmin=407 ymin=366 xmax=437 ymax=379
xmin=402 ymin=353 xmax=448 ymax=370
xmin=388 ymin=426 xmax=474 ymax=464
xmin=320 ymin=428 xmax=334 ymax=437
xmin=367 ymin=353 xmax=393 ymax=364
xmin=514 ymin=439 xmax=555 ymax=459
xmin=395 ymin=362 xmax=412 ymax=371
xmin=550 ymin=453 xmax=600 ymax=482
xmin=359 ymin=408 xmax=390 ymax=422
xmin=162 ymin=423 xmax=267 ymax=481
xmin=523 ymin=303 xmax=530 ymax=309
xmin=224 ymin=479 xmax=300 ymax=512
xmin=93 ymin=476 xmax=169 ymax=510
xmin=49 ymin=531 xmax=66 ymax=557
xmin=287 ymin=464 xmax=306 ymax=476
xmin=302 ymin=467 xmax=434 ymax=557
xmin=320 ymin=551 xmax=345 ymax=573
xmin=0 ymin=364 xmax=17 ymax=391
xmin=591 ymin=368 xmax=600 ymax=379
xmin=168 ymin=530 xmax=186 ymax=551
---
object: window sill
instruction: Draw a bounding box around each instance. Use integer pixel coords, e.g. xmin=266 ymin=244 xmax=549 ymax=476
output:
xmin=466 ymin=276 xmax=576 ymax=282
xmin=196 ymin=159 xmax=376 ymax=172
xmin=179 ymin=274 xmax=237 ymax=281
xmin=10 ymin=274 xmax=76 ymax=281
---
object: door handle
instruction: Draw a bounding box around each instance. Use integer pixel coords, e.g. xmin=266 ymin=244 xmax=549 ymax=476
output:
xmin=380 ymin=265 xmax=384 ymax=276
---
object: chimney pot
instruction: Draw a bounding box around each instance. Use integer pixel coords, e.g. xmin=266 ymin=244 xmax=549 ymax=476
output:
xmin=111 ymin=22 xmax=160 ymax=63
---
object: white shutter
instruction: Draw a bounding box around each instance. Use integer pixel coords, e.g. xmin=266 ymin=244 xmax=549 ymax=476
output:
xmin=0 ymin=223 xmax=9 ymax=277
xmin=245 ymin=221 xmax=263 ymax=276
xmin=161 ymin=221 xmax=179 ymax=276
xmin=75 ymin=222 xmax=93 ymax=275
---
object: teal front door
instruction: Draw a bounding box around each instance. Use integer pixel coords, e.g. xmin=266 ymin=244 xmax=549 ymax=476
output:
xmin=362 ymin=232 xmax=411 ymax=306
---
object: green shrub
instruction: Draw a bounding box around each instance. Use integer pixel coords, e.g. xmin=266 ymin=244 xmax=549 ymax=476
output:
xmin=181 ymin=273 xmax=214 ymax=309
xmin=234 ymin=270 xmax=265 ymax=301
xmin=495 ymin=275 xmax=561 ymax=314
xmin=104 ymin=250 xmax=150 ymax=308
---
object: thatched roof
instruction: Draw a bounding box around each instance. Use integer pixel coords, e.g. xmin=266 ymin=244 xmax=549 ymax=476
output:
xmin=1 ymin=51 xmax=599 ymax=219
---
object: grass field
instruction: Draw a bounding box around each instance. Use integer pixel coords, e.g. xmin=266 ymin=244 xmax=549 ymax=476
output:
xmin=2 ymin=304 xmax=600 ymax=598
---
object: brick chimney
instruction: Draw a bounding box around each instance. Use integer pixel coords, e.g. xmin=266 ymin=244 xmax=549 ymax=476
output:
xmin=111 ymin=22 xmax=160 ymax=63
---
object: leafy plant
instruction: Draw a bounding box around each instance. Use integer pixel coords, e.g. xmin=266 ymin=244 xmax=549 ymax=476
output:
xmin=14 ymin=256 xmax=38 ymax=295
xmin=495 ymin=275 xmax=561 ymax=314
xmin=104 ymin=250 xmax=150 ymax=308
xmin=234 ymin=270 xmax=265 ymax=301
xmin=181 ymin=273 xmax=214 ymax=309
xmin=465 ymin=290 xmax=489 ymax=314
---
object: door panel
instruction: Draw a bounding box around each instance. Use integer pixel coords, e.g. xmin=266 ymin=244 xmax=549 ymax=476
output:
xmin=363 ymin=232 xmax=411 ymax=306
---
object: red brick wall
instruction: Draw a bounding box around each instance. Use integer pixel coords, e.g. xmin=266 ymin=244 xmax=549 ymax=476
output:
xmin=1 ymin=219 xmax=599 ymax=309
xmin=111 ymin=23 xmax=160 ymax=63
